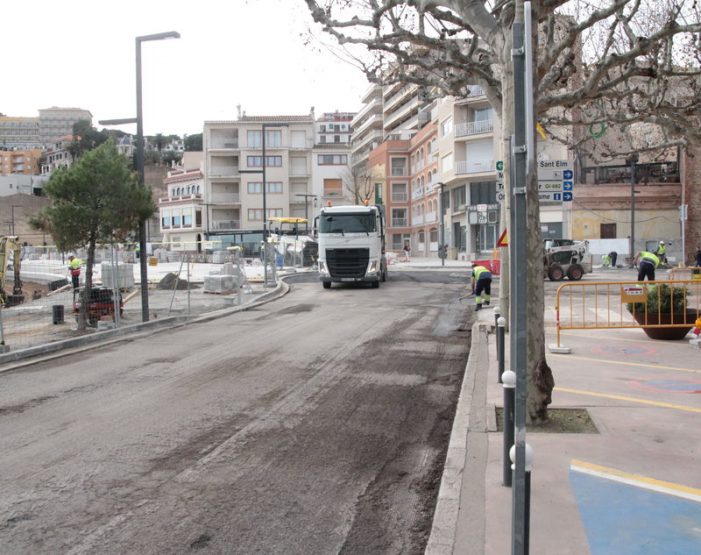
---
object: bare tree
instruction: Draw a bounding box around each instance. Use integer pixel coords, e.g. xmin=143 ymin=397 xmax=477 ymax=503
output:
xmin=342 ymin=164 xmax=381 ymax=204
xmin=305 ymin=0 xmax=701 ymax=421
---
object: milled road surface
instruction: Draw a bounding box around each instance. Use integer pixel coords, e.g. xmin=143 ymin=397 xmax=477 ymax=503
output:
xmin=0 ymin=271 xmax=472 ymax=554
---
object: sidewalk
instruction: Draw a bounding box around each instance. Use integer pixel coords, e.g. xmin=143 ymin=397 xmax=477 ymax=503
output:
xmin=428 ymin=280 xmax=701 ymax=554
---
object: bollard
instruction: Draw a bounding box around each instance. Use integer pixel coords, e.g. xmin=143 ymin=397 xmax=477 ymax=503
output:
xmin=497 ymin=316 xmax=506 ymax=383
xmin=510 ymin=443 xmax=534 ymax=555
xmin=493 ymin=307 xmax=501 ymax=364
xmin=502 ymin=370 xmax=516 ymax=487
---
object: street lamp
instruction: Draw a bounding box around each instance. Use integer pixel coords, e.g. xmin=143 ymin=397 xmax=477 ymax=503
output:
xmin=296 ymin=193 xmax=317 ymax=231
xmin=627 ymin=153 xmax=639 ymax=265
xmin=99 ymin=30 xmax=180 ymax=322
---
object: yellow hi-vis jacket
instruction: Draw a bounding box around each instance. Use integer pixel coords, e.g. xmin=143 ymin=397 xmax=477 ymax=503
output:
xmin=639 ymin=251 xmax=660 ymax=267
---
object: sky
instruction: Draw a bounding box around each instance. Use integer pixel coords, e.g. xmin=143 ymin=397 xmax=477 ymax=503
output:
xmin=2 ymin=0 xmax=370 ymax=137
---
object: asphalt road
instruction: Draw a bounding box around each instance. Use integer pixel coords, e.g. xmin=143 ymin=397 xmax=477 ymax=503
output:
xmin=0 ymin=270 xmax=473 ymax=554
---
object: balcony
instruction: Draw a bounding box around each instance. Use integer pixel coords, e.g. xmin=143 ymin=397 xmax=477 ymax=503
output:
xmin=455 ymin=119 xmax=494 ymax=137
xmin=413 ymin=214 xmax=424 ymax=226
xmin=209 ymin=168 xmax=240 ymax=179
xmin=391 ymin=218 xmax=408 ymax=227
xmin=412 ymin=186 xmax=424 ymax=200
xmin=210 ymin=219 xmax=240 ymax=231
xmin=209 ymin=140 xmax=239 ymax=149
xmin=158 ymin=193 xmax=203 ymax=204
xmin=455 ymin=159 xmax=494 ymax=175
xmin=425 ymin=211 xmax=437 ymax=223
xmin=391 ymin=192 xmax=408 ymax=202
xmin=210 ymin=193 xmax=241 ymax=204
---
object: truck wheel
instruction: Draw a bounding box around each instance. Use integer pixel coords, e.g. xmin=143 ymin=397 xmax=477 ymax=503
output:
xmin=548 ymin=264 xmax=565 ymax=281
xmin=566 ymin=263 xmax=584 ymax=281
xmin=323 ymin=282 xmax=331 ymax=289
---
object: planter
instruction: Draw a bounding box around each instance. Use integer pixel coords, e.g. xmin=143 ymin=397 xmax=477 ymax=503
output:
xmin=630 ymin=310 xmax=698 ymax=340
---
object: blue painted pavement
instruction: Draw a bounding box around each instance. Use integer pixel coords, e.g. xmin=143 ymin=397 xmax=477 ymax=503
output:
xmin=570 ymin=470 xmax=701 ymax=554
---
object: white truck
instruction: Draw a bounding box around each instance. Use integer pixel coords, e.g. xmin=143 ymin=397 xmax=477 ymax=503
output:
xmin=315 ymin=204 xmax=388 ymax=289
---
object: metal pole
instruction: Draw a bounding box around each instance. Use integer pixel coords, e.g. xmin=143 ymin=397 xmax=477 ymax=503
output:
xmin=494 ymin=306 xmax=501 ymax=366
xmin=511 ymin=2 xmax=530 ymax=553
xmin=498 ymin=316 xmax=506 ymax=383
xmin=502 ymin=370 xmax=516 ymax=487
xmin=440 ymin=182 xmax=445 ymax=266
xmin=135 ymin=37 xmax=150 ymax=322
xmin=262 ymin=124 xmax=268 ymax=287
xmin=630 ymin=154 xmax=637 ymax=264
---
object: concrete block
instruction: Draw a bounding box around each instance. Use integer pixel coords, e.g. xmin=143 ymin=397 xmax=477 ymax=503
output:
xmin=100 ymin=262 xmax=135 ymax=289
xmin=203 ymin=274 xmax=235 ymax=294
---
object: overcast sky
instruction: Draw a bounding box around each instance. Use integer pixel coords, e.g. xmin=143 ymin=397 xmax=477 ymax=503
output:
xmin=2 ymin=0 xmax=369 ymax=137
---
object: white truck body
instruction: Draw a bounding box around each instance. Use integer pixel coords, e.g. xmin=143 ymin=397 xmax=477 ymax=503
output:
xmin=316 ymin=204 xmax=388 ymax=289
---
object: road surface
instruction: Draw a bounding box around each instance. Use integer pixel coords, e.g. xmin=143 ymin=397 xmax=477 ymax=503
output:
xmin=0 ymin=271 xmax=472 ymax=554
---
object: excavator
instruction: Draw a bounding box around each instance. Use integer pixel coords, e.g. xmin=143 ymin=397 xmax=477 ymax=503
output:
xmin=0 ymin=236 xmax=24 ymax=307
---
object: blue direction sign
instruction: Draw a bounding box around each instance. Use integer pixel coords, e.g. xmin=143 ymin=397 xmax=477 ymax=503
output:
xmin=563 ymin=192 xmax=573 ymax=201
xmin=563 ymin=181 xmax=573 ymax=191
xmin=563 ymin=169 xmax=574 ymax=180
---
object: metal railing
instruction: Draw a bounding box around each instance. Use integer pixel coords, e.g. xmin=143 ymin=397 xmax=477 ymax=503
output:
xmin=554 ymin=279 xmax=701 ymax=347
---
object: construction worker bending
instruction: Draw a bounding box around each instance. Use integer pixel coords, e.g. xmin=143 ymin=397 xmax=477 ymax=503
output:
xmin=634 ymin=250 xmax=659 ymax=281
xmin=471 ymin=264 xmax=492 ymax=311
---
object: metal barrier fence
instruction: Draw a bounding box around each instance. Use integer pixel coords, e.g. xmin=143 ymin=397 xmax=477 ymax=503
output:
xmin=669 ymin=266 xmax=701 ymax=281
xmin=1 ymin=247 xmax=267 ymax=353
xmin=554 ymin=279 xmax=701 ymax=348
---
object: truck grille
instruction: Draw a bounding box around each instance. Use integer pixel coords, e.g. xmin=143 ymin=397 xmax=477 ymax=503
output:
xmin=326 ymin=248 xmax=369 ymax=278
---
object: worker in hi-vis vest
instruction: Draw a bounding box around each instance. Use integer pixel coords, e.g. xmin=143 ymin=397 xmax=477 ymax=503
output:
xmin=68 ymin=255 xmax=82 ymax=290
xmin=471 ymin=265 xmax=492 ymax=311
xmin=634 ymin=250 xmax=659 ymax=282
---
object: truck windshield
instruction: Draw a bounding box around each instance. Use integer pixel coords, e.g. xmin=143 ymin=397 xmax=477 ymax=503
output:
xmin=320 ymin=213 xmax=375 ymax=234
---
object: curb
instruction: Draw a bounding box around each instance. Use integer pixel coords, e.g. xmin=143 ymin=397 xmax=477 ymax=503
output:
xmin=0 ymin=280 xmax=290 ymax=371
xmin=425 ymin=321 xmax=489 ymax=554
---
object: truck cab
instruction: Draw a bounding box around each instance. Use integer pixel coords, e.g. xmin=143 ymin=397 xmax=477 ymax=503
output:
xmin=315 ymin=204 xmax=388 ymax=289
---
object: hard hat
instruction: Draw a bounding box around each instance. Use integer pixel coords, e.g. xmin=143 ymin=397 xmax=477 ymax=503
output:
xmin=659 ymin=241 xmax=665 ymax=244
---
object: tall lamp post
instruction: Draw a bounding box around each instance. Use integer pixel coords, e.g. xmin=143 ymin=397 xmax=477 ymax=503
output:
xmin=627 ymin=153 xmax=639 ymax=265
xmin=99 ymin=31 xmax=180 ymax=322
xmin=296 ymin=193 xmax=317 ymax=231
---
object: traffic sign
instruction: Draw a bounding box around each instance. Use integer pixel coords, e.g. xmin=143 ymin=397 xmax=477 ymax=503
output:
xmin=497 ymin=228 xmax=508 ymax=247
xmin=563 ymin=192 xmax=573 ymax=201
xmin=539 ymin=192 xmax=563 ymax=201
xmin=538 ymin=181 xmax=563 ymax=191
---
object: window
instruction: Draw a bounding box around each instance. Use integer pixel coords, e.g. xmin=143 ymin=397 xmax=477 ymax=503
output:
xmin=247 ymin=156 xmax=282 ymax=167
xmin=390 ymin=158 xmax=406 ymax=176
xmin=600 ymin=223 xmax=616 ymax=239
xmin=441 ymin=116 xmax=453 ymax=137
xmin=391 ymin=183 xmax=408 ymax=202
xmin=323 ymin=178 xmax=343 ymax=197
xmin=248 ymin=181 xmax=283 ymax=193
xmin=161 ymin=209 xmax=171 ymax=229
xmin=172 ymin=210 xmax=181 ymax=227
xmin=334 ymin=135 xmax=340 ymax=143
xmin=391 ymin=208 xmax=408 ymax=227
xmin=247 ymin=130 xmax=261 ymax=147
xmin=317 ymin=154 xmax=347 ymax=165
xmin=452 ymin=186 xmax=467 ymax=208
xmin=469 ymin=181 xmax=496 ymax=205
xmin=266 ymin=130 xmax=282 ymax=147
xmin=183 ymin=212 xmax=193 ymax=227
xmin=196 ymin=210 xmax=202 ymax=226
xmin=249 ymin=209 xmax=263 ymax=221
xmin=320 ymin=135 xmax=326 ymax=143
xmin=473 ymin=107 xmax=492 ymax=122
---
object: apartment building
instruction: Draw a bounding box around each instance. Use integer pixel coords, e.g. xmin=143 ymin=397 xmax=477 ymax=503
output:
xmin=315 ymin=111 xmax=354 ymax=145
xmin=38 ymin=107 xmax=92 ymax=145
xmin=0 ymin=117 xmax=41 ymax=149
xmin=203 ymin=113 xmax=317 ymax=254
xmin=350 ymin=84 xmax=383 ymax=173
xmin=159 ymin=152 xmax=205 ymax=251
xmin=0 ymin=149 xmax=42 ymax=175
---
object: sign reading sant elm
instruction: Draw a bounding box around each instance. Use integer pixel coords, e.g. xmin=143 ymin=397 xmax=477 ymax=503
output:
xmin=538 ymin=159 xmax=573 ymax=202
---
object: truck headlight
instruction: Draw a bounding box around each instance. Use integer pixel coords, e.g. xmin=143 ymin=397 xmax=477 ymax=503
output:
xmin=367 ymin=260 xmax=378 ymax=274
xmin=319 ymin=261 xmax=329 ymax=275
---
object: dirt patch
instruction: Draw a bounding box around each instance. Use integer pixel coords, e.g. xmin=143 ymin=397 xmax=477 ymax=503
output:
xmin=495 ymin=407 xmax=599 ymax=434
